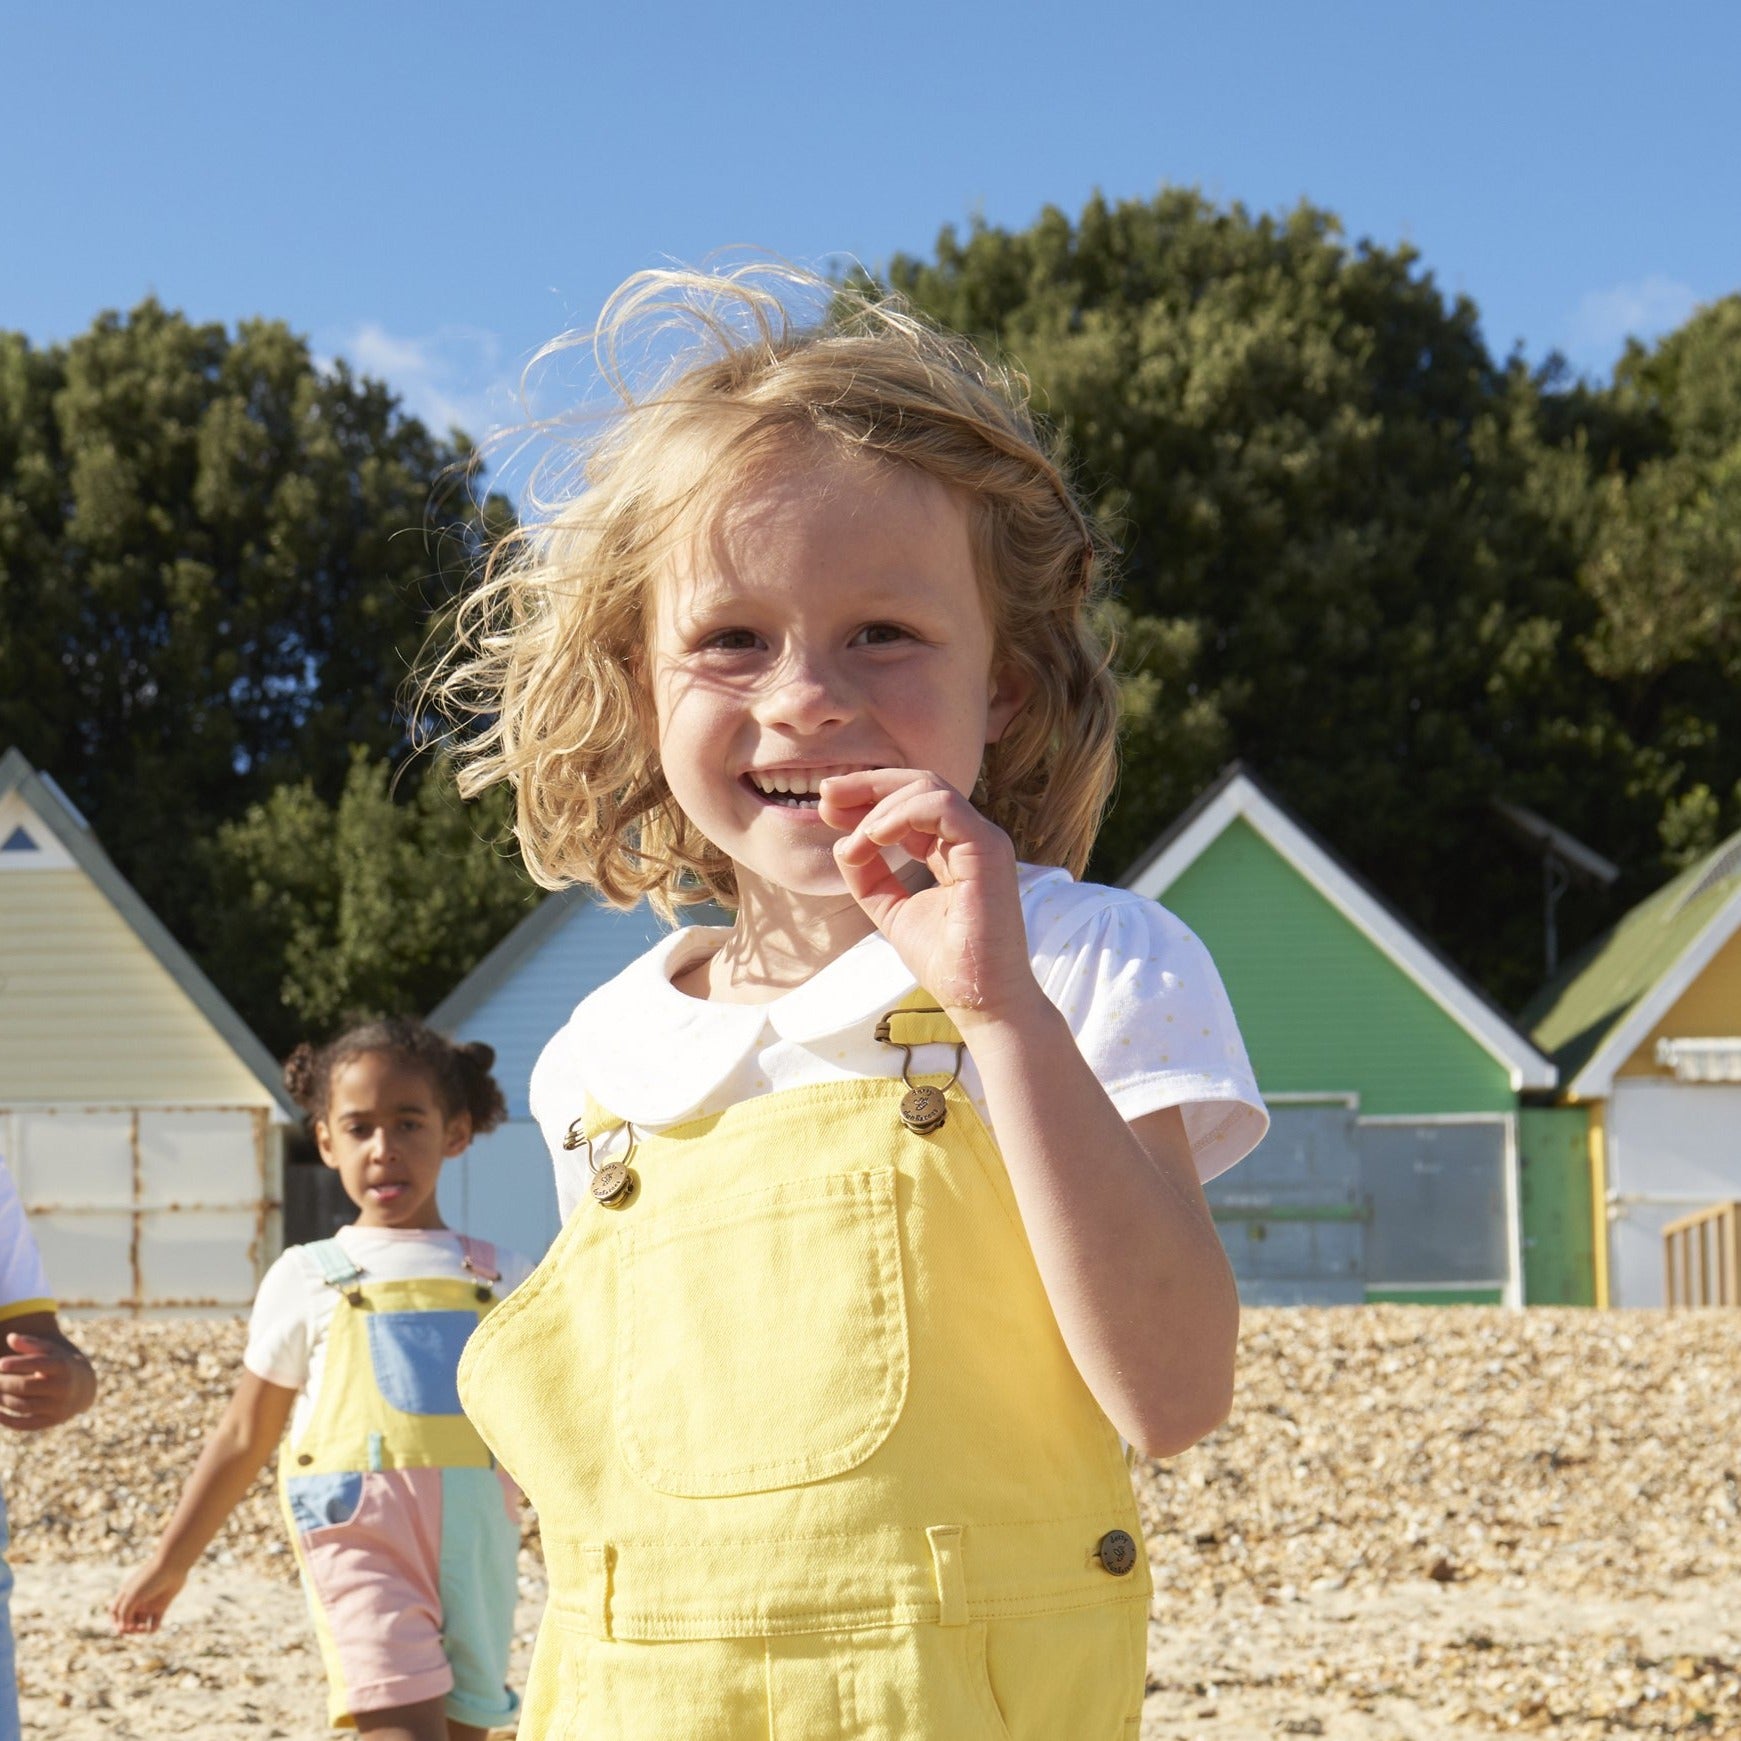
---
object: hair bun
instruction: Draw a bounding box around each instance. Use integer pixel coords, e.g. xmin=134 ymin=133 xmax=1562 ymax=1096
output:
xmin=282 ymin=1043 xmax=320 ymax=1112
xmin=458 ymin=1040 xmax=498 ymax=1074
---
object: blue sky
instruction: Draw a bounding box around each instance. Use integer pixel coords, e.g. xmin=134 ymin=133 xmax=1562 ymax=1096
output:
xmin=5 ymin=0 xmax=1735 ymax=460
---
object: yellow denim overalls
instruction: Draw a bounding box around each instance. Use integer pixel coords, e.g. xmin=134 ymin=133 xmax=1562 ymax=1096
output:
xmin=282 ymin=1236 xmax=522 ymax=1729
xmin=459 ymin=1000 xmax=1151 ymax=1739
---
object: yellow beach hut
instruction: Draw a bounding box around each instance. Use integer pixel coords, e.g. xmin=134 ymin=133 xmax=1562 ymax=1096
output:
xmin=1525 ymin=829 xmax=1741 ymax=1307
xmin=0 ymin=748 xmax=296 ymax=1313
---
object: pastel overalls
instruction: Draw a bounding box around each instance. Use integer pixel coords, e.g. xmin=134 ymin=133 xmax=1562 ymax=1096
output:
xmin=280 ymin=1237 xmax=522 ymax=1730
xmin=459 ymin=1001 xmax=1152 ymax=1738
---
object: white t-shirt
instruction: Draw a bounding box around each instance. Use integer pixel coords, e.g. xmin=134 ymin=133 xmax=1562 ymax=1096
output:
xmin=243 ymin=1224 xmax=535 ymax=1443
xmin=0 ymin=1158 xmax=52 ymax=1320
xmin=531 ymin=866 xmax=1268 ymax=1222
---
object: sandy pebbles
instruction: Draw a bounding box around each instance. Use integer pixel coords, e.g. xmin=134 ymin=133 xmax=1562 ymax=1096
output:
xmin=5 ymin=1307 xmax=1736 ymax=1737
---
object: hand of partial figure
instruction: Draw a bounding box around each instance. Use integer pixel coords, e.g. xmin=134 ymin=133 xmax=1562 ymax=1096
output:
xmin=0 ymin=1333 xmax=91 ymax=1431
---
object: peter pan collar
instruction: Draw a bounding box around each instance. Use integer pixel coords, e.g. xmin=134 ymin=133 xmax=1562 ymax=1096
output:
xmin=564 ymin=922 xmax=919 ymax=1125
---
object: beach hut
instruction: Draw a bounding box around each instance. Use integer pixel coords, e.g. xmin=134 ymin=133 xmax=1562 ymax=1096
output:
xmin=1123 ymin=766 xmax=1561 ymax=1306
xmin=1525 ymin=829 xmax=1741 ymax=1307
xmin=429 ymin=891 xmax=722 ymax=1259
xmin=0 ymin=748 xmax=297 ymax=1314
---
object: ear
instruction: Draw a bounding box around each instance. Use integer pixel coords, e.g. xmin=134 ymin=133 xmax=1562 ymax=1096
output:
xmin=442 ymin=1110 xmax=474 ymax=1160
xmin=984 ymin=657 xmax=1033 ymax=746
xmin=314 ymin=1121 xmax=339 ymax=1172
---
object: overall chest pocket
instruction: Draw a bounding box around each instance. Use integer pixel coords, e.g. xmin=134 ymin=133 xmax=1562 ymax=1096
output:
xmin=614 ymin=1169 xmax=909 ymax=1497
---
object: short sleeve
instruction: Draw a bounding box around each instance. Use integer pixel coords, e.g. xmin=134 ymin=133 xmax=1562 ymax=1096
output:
xmin=0 ymin=1160 xmax=52 ymax=1315
xmin=242 ymin=1247 xmax=315 ymax=1392
xmin=1033 ymin=892 xmax=1268 ymax=1182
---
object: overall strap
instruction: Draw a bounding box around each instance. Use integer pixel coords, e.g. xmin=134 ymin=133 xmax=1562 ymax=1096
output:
xmin=458 ymin=1235 xmax=501 ymax=1285
xmin=559 ymin=1093 xmax=629 ymax=1157
xmin=874 ymin=992 xmax=964 ymax=1050
xmin=302 ymin=1237 xmax=364 ymax=1291
xmin=875 ymin=992 xmax=967 ymax=1137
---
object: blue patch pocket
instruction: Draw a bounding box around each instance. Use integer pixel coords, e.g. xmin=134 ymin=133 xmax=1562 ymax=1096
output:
xmin=365 ymin=1310 xmax=475 ymax=1416
xmin=286 ymin=1470 xmax=364 ymax=1533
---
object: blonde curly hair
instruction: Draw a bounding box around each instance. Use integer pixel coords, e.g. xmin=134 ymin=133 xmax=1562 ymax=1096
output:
xmin=430 ymin=262 xmax=1120 ymax=918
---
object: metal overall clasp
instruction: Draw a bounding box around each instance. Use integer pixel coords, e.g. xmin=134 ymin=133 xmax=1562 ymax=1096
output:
xmin=874 ymin=1007 xmax=965 ymax=1135
xmin=562 ymin=1118 xmax=638 ymax=1209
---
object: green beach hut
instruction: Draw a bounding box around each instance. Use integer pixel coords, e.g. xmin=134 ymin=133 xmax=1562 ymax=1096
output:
xmin=1124 ymin=766 xmax=1562 ymax=1306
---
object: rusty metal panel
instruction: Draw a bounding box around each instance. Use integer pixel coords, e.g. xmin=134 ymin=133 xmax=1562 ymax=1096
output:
xmin=137 ymin=1110 xmax=261 ymax=1208
xmin=10 ymin=1110 xmax=133 ymax=1207
xmin=28 ymin=1208 xmax=135 ymax=1307
xmin=138 ymin=1208 xmax=262 ymax=1304
xmin=2 ymin=1103 xmax=275 ymax=1314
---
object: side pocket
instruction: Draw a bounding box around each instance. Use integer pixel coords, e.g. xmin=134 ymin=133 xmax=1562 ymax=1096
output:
xmin=969 ymin=1621 xmax=1016 ymax=1741
xmin=284 ymin=1470 xmax=365 ymax=1535
xmin=519 ymin=1622 xmax=585 ymax=1741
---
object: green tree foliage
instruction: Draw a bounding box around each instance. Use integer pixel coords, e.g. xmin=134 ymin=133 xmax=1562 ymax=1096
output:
xmin=0 ymin=301 xmax=526 ymax=1043
xmin=202 ymin=751 xmax=533 ymax=1055
xmin=877 ymin=194 xmax=1739 ymax=1004
xmin=1576 ymin=297 xmax=1741 ymax=868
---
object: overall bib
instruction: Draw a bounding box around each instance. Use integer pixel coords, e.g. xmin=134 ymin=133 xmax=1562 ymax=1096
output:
xmin=281 ymin=1237 xmax=522 ymax=1729
xmin=461 ymin=999 xmax=1152 ymax=1739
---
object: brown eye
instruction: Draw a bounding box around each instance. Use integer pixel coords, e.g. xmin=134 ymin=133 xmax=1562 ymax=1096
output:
xmin=703 ymin=628 xmax=761 ymax=652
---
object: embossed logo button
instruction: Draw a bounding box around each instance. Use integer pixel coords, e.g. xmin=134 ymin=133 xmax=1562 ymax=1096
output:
xmin=591 ymin=1161 xmax=636 ymax=1207
xmin=1096 ymin=1529 xmax=1138 ymax=1576
xmin=899 ymin=1084 xmax=948 ymax=1134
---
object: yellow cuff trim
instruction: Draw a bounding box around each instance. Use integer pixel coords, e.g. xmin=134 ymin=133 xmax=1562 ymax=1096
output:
xmin=0 ymin=1298 xmax=56 ymax=1324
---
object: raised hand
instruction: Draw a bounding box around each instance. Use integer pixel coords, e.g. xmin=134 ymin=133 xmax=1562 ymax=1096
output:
xmin=820 ymin=768 xmax=1041 ymax=1022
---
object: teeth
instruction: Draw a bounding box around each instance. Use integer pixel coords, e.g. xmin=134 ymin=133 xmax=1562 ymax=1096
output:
xmin=750 ymin=767 xmax=849 ymax=797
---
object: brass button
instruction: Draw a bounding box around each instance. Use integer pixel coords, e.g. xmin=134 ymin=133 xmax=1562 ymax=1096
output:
xmin=591 ymin=1161 xmax=636 ymax=1208
xmin=899 ymin=1084 xmax=948 ymax=1134
xmin=1096 ymin=1529 xmax=1138 ymax=1576
xmin=297 ymin=1453 xmax=313 ymax=1467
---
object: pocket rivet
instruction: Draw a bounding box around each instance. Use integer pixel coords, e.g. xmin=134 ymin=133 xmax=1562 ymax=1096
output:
xmin=591 ymin=1161 xmax=636 ymax=1208
xmin=899 ymin=1084 xmax=948 ymax=1135
xmin=1096 ymin=1529 xmax=1138 ymax=1576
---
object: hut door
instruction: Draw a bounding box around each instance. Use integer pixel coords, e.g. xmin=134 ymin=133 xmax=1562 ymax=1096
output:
xmin=1205 ymin=1101 xmax=1367 ymax=1304
xmin=1 ymin=1106 xmax=272 ymax=1312
xmin=1607 ymin=1080 xmax=1741 ymax=1307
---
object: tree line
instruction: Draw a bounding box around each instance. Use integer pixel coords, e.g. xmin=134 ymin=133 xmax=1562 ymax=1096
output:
xmin=3 ymin=190 xmax=1736 ymax=1052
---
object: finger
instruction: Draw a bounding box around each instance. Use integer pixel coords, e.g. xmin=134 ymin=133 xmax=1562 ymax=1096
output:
xmin=0 ymin=1356 xmax=59 ymax=1376
xmin=837 ymin=785 xmax=982 ymax=865
xmin=5 ymin=1334 xmax=58 ymax=1355
xmin=816 ymin=768 xmax=946 ymax=830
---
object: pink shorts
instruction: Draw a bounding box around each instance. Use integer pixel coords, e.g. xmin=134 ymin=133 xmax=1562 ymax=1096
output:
xmin=285 ymin=1463 xmax=521 ymax=1728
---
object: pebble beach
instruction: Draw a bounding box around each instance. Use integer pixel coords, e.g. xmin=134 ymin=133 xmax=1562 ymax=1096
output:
xmin=6 ymin=1307 xmax=1737 ymax=1738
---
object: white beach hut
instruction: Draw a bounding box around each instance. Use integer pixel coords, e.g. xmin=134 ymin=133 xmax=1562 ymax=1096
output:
xmin=429 ymin=891 xmax=721 ymax=1260
xmin=0 ymin=748 xmax=298 ymax=1314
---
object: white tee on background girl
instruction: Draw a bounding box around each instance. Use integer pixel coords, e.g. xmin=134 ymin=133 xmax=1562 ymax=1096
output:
xmin=531 ymin=866 xmax=1270 ymax=1220
xmin=244 ymin=1226 xmax=535 ymax=1444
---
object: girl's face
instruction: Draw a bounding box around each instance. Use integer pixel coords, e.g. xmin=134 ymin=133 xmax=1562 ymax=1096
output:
xmin=649 ymin=451 xmax=1028 ymax=904
xmin=315 ymin=1051 xmax=470 ymax=1231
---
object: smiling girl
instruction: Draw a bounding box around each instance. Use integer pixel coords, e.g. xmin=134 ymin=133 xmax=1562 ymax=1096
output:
xmin=112 ymin=1019 xmax=532 ymax=1741
xmin=437 ymin=265 xmax=1269 ymax=1737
